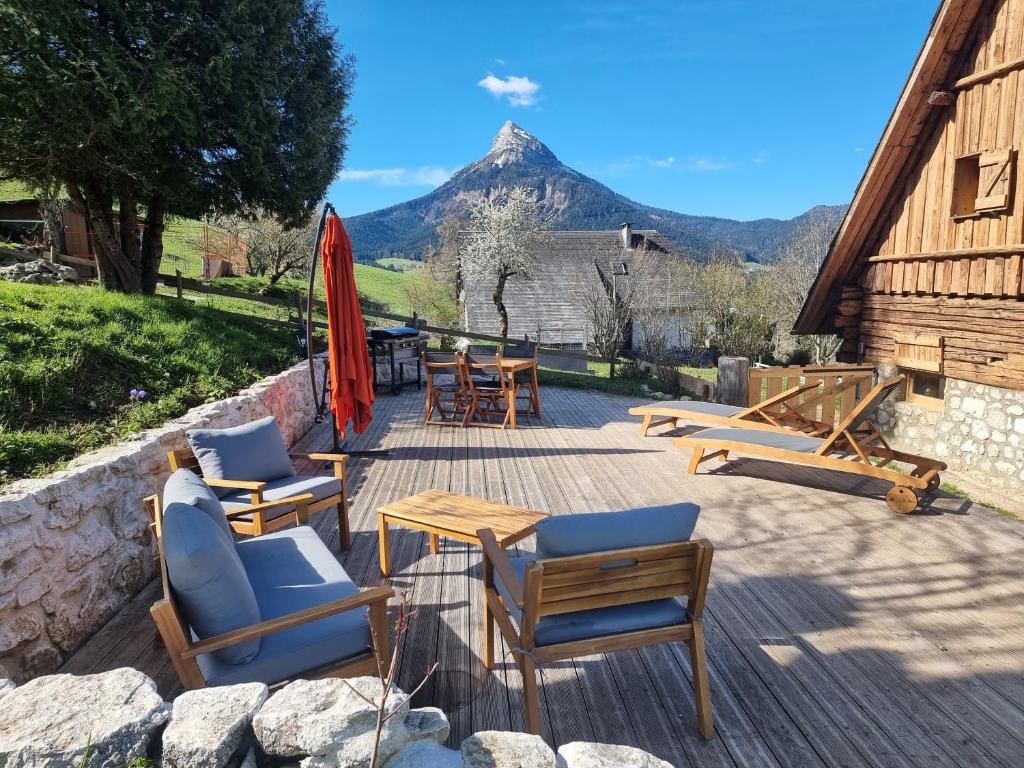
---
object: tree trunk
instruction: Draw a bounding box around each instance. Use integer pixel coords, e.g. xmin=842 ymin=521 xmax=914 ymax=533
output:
xmin=140 ymin=194 xmax=165 ymax=294
xmin=68 ymin=181 xmax=142 ymax=292
xmin=493 ymin=271 xmax=509 ymax=339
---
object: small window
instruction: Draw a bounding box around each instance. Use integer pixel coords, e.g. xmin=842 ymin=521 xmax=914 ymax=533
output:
xmin=904 ymin=371 xmax=946 ymax=409
xmin=951 ymin=149 xmax=1014 ymax=217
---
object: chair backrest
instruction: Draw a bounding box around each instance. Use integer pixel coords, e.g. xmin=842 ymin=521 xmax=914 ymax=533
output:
xmin=467 ymin=344 xmax=499 ymax=356
xmin=817 ymin=375 xmax=905 ymax=454
xmin=464 ymin=351 xmax=506 ymax=393
xmin=423 ymin=350 xmax=467 ymax=392
xmin=168 ymin=446 xmax=203 ymax=476
xmin=525 ymin=539 xmax=714 ymax=624
xmin=502 ymin=340 xmax=538 ymax=360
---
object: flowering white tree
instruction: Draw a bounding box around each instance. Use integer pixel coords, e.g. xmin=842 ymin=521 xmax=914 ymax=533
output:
xmin=461 ymin=186 xmax=548 ymax=338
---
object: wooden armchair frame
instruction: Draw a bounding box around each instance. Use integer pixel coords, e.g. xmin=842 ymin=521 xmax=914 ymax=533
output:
xmin=167 ymin=445 xmax=351 ymax=549
xmin=675 ymin=376 xmax=947 ymax=513
xmin=422 ymin=351 xmax=469 ymax=425
xmin=479 ymin=528 xmax=715 ymax=739
xmin=146 ymin=495 xmax=392 ymax=690
xmin=462 ymin=353 xmax=514 ymax=429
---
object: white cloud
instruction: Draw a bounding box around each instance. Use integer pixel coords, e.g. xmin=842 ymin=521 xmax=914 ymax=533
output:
xmin=336 ymin=166 xmax=451 ymax=187
xmin=650 ymin=156 xmax=676 ymax=168
xmin=753 ymin=150 xmax=769 ymax=165
xmin=688 ymin=158 xmax=732 ymax=172
xmin=853 ymin=147 xmax=865 ymax=152
xmin=478 ymin=74 xmax=541 ymax=107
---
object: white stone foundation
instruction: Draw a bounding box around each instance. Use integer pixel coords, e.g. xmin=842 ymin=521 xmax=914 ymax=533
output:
xmin=0 ymin=359 xmax=320 ymax=681
xmin=874 ymin=364 xmax=1024 ymax=515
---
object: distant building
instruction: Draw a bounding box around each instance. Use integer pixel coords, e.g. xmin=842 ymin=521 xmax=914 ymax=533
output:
xmin=462 ymin=223 xmax=695 ymax=352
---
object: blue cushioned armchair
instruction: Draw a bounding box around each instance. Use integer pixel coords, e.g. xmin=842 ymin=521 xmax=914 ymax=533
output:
xmin=147 ymin=490 xmax=392 ymax=690
xmin=168 ymin=416 xmax=352 ymax=549
xmin=478 ymin=503 xmax=715 ymax=739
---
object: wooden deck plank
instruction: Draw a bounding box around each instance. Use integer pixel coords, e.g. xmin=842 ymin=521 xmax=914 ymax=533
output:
xmin=60 ymin=386 xmax=1024 ymax=768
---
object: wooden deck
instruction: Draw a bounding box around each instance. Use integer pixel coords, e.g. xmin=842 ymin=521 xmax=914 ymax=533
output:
xmin=62 ymin=387 xmax=1024 ymax=768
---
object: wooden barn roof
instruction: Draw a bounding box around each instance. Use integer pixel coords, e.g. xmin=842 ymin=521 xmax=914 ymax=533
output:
xmin=463 ymin=229 xmax=689 ymax=341
xmin=794 ymin=0 xmax=985 ymax=334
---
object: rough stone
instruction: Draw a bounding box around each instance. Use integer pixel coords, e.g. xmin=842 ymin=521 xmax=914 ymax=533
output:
xmin=254 ymin=677 xmax=411 ymax=768
xmin=961 ymin=396 xmax=987 ymax=418
xmin=162 ymin=682 xmax=268 ymax=768
xmin=0 ymin=610 xmax=44 ymax=654
xmin=404 ymin=707 xmax=450 ymax=744
xmin=388 ymin=741 xmax=465 ymax=768
xmin=0 ymin=668 xmax=168 ymax=767
xmin=461 ymin=731 xmax=557 ymax=768
xmin=0 ymin=679 xmax=13 ymax=701
xmin=556 ymin=742 xmax=674 ymax=768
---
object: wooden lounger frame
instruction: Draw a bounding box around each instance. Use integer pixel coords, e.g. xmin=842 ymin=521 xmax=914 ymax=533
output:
xmin=630 ymin=378 xmax=867 ymax=437
xmin=674 ymin=376 xmax=946 ymax=513
xmin=479 ymin=528 xmax=715 ymax=740
xmin=168 ymin=446 xmax=351 ymax=549
xmin=145 ymin=495 xmax=391 ymax=690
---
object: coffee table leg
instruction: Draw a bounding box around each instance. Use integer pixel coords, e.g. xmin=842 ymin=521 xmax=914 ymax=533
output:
xmin=429 ymin=532 xmax=440 ymax=554
xmin=378 ymin=515 xmax=391 ymax=576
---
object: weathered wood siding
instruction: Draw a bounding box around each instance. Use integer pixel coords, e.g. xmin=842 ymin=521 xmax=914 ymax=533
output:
xmin=845 ymin=0 xmax=1024 ymax=390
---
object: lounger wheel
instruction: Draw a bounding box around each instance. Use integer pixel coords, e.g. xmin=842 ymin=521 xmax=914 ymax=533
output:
xmin=885 ymin=486 xmax=919 ymax=514
xmin=926 ymin=475 xmax=941 ymax=493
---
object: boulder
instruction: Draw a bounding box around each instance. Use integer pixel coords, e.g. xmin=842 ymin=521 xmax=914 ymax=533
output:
xmin=0 ymin=679 xmax=14 ymax=701
xmin=404 ymin=707 xmax=449 ymax=744
xmin=461 ymin=731 xmax=556 ymax=768
xmin=162 ymin=682 xmax=268 ymax=768
xmin=387 ymin=740 xmax=465 ymax=768
xmin=556 ymin=742 xmax=674 ymax=768
xmin=253 ymin=677 xmax=412 ymax=768
xmin=0 ymin=668 xmax=168 ymax=768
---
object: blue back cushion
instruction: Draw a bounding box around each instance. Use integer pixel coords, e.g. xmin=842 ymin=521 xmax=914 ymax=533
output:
xmin=161 ymin=502 xmax=261 ymax=664
xmin=163 ymin=468 xmax=232 ymax=539
xmin=187 ymin=416 xmax=294 ymax=498
xmin=534 ymin=503 xmax=700 ymax=559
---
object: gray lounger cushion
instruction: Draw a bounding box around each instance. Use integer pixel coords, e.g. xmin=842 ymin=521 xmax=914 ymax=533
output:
xmin=187 ymin=416 xmax=295 ymax=498
xmin=163 ymin=468 xmax=232 ymax=538
xmin=495 ymin=556 xmax=687 ymax=646
xmin=689 ymin=427 xmax=823 ymax=453
xmin=534 ymin=502 xmax=700 ymax=560
xmin=639 ymin=401 xmax=742 ymax=417
xmin=161 ymin=502 xmax=261 ymax=664
xmin=196 ymin=526 xmax=371 ymax=686
xmin=219 ymin=475 xmax=342 ymax=521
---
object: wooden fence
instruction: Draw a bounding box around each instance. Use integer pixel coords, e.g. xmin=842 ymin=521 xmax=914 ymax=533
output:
xmin=749 ymin=364 xmax=875 ymax=429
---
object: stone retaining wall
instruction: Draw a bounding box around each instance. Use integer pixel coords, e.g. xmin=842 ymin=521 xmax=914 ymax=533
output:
xmin=0 ymin=359 xmax=319 ymax=681
xmin=874 ymin=363 xmax=1024 ymax=514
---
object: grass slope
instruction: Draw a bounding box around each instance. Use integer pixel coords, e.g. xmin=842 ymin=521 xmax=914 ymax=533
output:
xmin=352 ymin=263 xmax=417 ymax=315
xmin=0 ymin=282 xmax=302 ymax=484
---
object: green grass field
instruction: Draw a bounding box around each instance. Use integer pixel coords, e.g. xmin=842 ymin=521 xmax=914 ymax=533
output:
xmin=352 ymin=263 xmax=417 ymax=315
xmin=0 ymin=281 xmax=303 ymax=484
xmin=373 ymin=257 xmax=422 ymax=272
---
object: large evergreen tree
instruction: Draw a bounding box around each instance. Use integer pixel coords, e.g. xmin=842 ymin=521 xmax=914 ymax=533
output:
xmin=0 ymin=1 xmax=353 ymax=293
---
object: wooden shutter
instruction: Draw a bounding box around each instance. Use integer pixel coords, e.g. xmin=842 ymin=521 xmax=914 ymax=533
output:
xmin=894 ymin=333 xmax=943 ymax=373
xmin=975 ymin=149 xmax=1013 ymax=212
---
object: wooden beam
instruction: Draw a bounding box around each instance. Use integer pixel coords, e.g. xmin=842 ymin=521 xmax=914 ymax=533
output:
xmin=953 ymin=53 xmax=1024 ymax=90
xmin=867 ymin=244 xmax=1024 ymax=263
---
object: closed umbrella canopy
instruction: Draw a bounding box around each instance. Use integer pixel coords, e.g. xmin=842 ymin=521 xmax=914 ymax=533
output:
xmin=322 ymin=213 xmax=374 ymax=437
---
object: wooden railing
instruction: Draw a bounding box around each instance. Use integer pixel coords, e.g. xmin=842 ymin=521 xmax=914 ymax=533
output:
xmin=749 ymin=364 xmax=875 ymax=429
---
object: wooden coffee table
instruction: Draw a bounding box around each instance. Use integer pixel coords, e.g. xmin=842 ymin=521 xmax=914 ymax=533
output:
xmin=376 ymin=489 xmax=548 ymax=576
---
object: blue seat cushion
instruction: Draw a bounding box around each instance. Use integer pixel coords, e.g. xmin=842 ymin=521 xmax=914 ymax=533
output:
xmin=187 ymin=416 xmax=295 ymax=498
xmin=690 ymin=427 xmax=823 ymax=453
xmin=219 ymin=475 xmax=342 ymax=521
xmin=163 ymin=468 xmax=232 ymax=539
xmin=495 ymin=556 xmax=687 ymax=647
xmin=161 ymin=503 xmax=261 ymax=664
xmin=196 ymin=526 xmax=372 ymax=686
xmin=534 ymin=503 xmax=700 ymax=559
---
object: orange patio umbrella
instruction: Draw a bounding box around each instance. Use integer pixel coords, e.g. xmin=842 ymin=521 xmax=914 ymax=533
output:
xmin=320 ymin=211 xmax=374 ymax=438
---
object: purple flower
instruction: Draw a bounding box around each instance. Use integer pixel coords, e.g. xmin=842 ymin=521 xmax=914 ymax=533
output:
xmin=138 ymin=390 xmax=147 ymax=400
xmin=129 ymin=388 xmax=139 ymax=398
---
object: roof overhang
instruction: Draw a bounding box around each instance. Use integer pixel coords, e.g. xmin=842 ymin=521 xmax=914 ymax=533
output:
xmin=793 ymin=0 xmax=983 ymax=334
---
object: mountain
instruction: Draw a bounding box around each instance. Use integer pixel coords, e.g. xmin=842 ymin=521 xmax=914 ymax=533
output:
xmin=343 ymin=121 xmax=845 ymax=263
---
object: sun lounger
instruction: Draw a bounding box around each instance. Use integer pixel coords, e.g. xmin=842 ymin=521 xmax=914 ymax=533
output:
xmin=673 ymin=376 xmax=946 ymax=513
xmin=630 ymin=381 xmax=828 ymax=437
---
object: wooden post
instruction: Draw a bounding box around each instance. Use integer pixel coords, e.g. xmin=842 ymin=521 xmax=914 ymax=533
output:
xmin=716 ymin=357 xmax=749 ymax=406
xmin=175 ymin=269 xmax=183 ymax=300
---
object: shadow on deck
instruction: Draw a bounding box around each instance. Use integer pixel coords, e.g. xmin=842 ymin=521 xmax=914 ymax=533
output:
xmin=62 ymin=386 xmax=1024 ymax=768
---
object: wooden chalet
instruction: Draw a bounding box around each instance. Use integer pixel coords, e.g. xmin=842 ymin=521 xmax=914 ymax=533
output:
xmin=795 ymin=0 xmax=1024 ymax=507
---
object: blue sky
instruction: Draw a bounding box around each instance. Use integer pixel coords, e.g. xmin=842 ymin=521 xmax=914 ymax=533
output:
xmin=324 ymin=0 xmax=935 ymax=221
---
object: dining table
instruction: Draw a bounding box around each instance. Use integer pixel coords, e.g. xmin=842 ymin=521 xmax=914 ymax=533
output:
xmin=496 ymin=356 xmax=541 ymax=429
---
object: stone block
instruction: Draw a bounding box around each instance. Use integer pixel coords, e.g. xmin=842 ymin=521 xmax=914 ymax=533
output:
xmin=557 ymin=742 xmax=674 ymax=768
xmin=162 ymin=682 xmax=268 ymax=768
xmin=961 ymin=397 xmax=987 ymax=418
xmin=462 ymin=732 xmax=556 ymax=768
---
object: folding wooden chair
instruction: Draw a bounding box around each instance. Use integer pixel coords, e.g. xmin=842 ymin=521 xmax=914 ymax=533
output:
xmin=462 ymin=351 xmax=514 ymax=429
xmin=422 ymin=351 xmax=469 ymax=425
